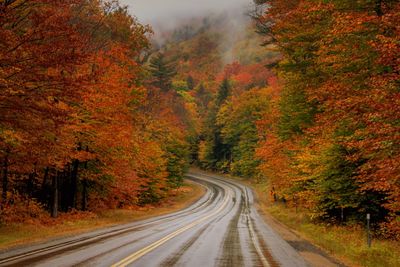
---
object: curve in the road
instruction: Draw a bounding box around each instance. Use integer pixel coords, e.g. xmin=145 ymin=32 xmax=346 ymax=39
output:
xmin=0 ymin=171 xmax=308 ymax=267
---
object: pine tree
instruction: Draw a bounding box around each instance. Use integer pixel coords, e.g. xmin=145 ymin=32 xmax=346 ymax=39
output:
xmin=215 ymin=78 xmax=230 ymax=106
xmin=201 ymin=79 xmax=232 ymax=171
xmin=194 ymin=83 xmax=212 ymax=111
xmin=148 ymin=52 xmax=177 ymax=92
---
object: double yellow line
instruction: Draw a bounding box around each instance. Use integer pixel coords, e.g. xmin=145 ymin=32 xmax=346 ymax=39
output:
xmin=111 ymin=191 xmax=231 ymax=267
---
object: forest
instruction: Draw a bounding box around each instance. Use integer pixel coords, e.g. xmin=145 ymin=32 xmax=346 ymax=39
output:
xmin=0 ymin=0 xmax=193 ymax=222
xmin=1 ymin=0 xmax=399 ymax=242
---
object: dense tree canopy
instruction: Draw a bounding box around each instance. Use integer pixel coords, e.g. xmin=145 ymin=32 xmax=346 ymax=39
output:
xmin=254 ymin=0 xmax=400 ymax=238
xmin=0 ymin=0 xmax=191 ymax=221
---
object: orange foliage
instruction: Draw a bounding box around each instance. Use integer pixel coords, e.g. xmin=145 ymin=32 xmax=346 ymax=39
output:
xmin=256 ymin=0 xmax=400 ymax=236
xmin=0 ymin=0 xmax=189 ymax=222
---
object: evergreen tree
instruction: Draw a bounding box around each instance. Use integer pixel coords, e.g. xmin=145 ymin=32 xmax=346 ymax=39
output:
xmin=278 ymin=80 xmax=317 ymax=141
xmin=194 ymin=83 xmax=212 ymax=111
xmin=201 ymin=79 xmax=232 ymax=171
xmin=216 ymin=88 xmax=269 ymax=178
xmin=215 ymin=78 xmax=230 ymax=106
xmin=148 ymin=52 xmax=177 ymax=92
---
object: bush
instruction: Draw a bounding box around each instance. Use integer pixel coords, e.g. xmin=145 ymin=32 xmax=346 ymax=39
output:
xmin=0 ymin=193 xmax=49 ymax=225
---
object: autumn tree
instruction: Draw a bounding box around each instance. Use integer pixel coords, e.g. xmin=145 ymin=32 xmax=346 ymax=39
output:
xmin=254 ymin=0 xmax=400 ymax=236
xmin=0 ymin=0 xmax=96 ymax=215
xmin=0 ymin=0 xmax=192 ymax=222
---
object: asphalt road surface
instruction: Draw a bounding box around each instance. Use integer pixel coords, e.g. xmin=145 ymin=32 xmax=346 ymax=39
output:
xmin=0 ymin=171 xmax=309 ymax=267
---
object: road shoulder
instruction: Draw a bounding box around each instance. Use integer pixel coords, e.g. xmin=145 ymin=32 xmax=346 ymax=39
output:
xmin=254 ymin=202 xmax=346 ymax=267
xmin=0 ymin=180 xmax=205 ymax=252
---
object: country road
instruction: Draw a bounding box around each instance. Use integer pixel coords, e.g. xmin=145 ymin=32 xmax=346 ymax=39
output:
xmin=0 ymin=171 xmax=308 ymax=267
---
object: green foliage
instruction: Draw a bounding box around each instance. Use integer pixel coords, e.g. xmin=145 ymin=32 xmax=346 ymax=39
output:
xmin=199 ymin=79 xmax=232 ymax=171
xmin=215 ymin=78 xmax=230 ymax=106
xmin=172 ymin=80 xmax=189 ymax=92
xmin=138 ymin=181 xmax=165 ymax=206
xmin=148 ymin=52 xmax=177 ymax=91
xmin=165 ymin=140 xmax=190 ymax=188
xmin=230 ymin=129 xmax=261 ymax=177
xmin=217 ymin=88 xmax=269 ymax=178
xmin=278 ymin=77 xmax=317 ymax=141
xmin=313 ymin=144 xmax=363 ymax=221
xmin=193 ymin=83 xmax=212 ymax=111
xmin=254 ymin=0 xmax=400 ymax=234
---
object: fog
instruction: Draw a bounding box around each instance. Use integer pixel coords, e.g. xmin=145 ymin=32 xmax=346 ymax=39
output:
xmin=119 ymin=0 xmax=256 ymax=63
xmin=120 ymin=0 xmax=253 ymax=24
xmin=119 ymin=0 xmax=254 ymax=33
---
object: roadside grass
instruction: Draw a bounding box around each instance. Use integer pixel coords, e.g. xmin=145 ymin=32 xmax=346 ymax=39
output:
xmin=250 ymin=181 xmax=400 ymax=267
xmin=0 ymin=180 xmax=205 ymax=251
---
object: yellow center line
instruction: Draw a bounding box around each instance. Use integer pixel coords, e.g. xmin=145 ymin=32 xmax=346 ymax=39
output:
xmin=111 ymin=191 xmax=231 ymax=267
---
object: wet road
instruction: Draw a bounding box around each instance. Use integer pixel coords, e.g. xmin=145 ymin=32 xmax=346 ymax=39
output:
xmin=0 ymin=171 xmax=308 ymax=267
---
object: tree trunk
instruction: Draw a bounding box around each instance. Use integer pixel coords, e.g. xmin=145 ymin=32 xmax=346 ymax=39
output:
xmin=51 ymin=172 xmax=59 ymax=218
xmin=42 ymin=167 xmax=49 ymax=190
xmin=375 ymin=0 xmax=383 ymax=16
xmin=81 ymin=179 xmax=87 ymax=211
xmin=81 ymin=146 xmax=89 ymax=211
xmin=27 ymin=171 xmax=35 ymax=198
xmin=59 ymin=171 xmax=68 ymax=212
xmin=41 ymin=167 xmax=49 ymax=204
xmin=70 ymin=159 xmax=79 ymax=209
xmin=341 ymin=207 xmax=344 ymax=223
xmin=2 ymin=154 xmax=9 ymax=209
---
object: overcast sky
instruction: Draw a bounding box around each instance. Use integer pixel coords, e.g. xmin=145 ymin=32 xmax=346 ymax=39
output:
xmin=119 ymin=0 xmax=254 ymax=25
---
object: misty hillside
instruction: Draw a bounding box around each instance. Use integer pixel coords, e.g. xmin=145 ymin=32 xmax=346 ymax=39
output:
xmin=148 ymin=11 xmax=278 ymax=90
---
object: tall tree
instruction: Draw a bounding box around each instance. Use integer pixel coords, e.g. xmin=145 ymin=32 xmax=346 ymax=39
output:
xmin=148 ymin=52 xmax=177 ymax=92
xmin=254 ymin=0 xmax=400 ymax=236
xmin=199 ymin=79 xmax=231 ymax=170
xmin=217 ymin=88 xmax=270 ymax=177
xmin=0 ymin=0 xmax=191 ymax=222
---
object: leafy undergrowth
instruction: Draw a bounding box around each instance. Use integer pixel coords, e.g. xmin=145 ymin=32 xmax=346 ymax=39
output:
xmin=251 ymin=182 xmax=400 ymax=267
xmin=0 ymin=181 xmax=205 ymax=251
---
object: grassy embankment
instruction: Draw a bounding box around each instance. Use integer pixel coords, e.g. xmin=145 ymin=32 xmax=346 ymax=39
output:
xmin=0 ymin=180 xmax=205 ymax=250
xmin=247 ymin=180 xmax=400 ymax=267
